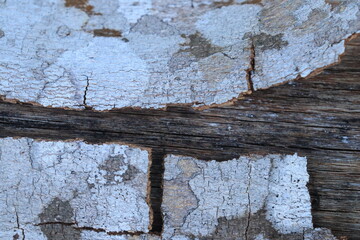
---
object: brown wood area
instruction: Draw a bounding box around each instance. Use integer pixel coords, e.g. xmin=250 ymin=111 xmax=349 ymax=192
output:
xmin=1 ymin=37 xmax=360 ymax=239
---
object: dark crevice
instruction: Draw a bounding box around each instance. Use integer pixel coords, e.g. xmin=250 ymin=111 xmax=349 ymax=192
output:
xmin=148 ymin=149 xmax=165 ymax=234
xmin=34 ymin=222 xmax=147 ymax=236
xmin=15 ymin=210 xmax=25 ymax=240
xmin=83 ymin=76 xmax=92 ymax=110
xmin=245 ymin=42 xmax=255 ymax=93
xmin=35 ymin=222 xmax=75 ymax=226
xmin=244 ymin=159 xmax=252 ymax=240
xmin=73 ymin=226 xmax=146 ymax=236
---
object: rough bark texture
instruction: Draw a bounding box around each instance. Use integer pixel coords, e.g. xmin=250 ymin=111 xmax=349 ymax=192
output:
xmin=0 ymin=0 xmax=359 ymax=109
xmin=162 ymin=154 xmax=314 ymax=239
xmin=0 ymin=138 xmax=150 ymax=239
xmin=1 ymin=35 xmax=359 ymax=239
xmin=1 ymin=0 xmax=360 ymax=239
xmin=0 ymin=138 xmax=336 ymax=239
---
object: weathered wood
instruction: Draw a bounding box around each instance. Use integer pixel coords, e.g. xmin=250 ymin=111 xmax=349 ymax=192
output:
xmin=1 ymin=36 xmax=360 ymax=239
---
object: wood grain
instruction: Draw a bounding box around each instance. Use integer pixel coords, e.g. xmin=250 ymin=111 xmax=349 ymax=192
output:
xmin=1 ymin=37 xmax=359 ymax=239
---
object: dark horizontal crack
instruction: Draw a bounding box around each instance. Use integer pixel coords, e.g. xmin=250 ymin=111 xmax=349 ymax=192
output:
xmin=35 ymin=222 xmax=147 ymax=236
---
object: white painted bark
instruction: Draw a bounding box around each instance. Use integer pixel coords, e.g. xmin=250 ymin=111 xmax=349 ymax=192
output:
xmin=0 ymin=0 xmax=359 ymax=109
xmin=0 ymin=1 xmax=349 ymax=239
xmin=162 ymin=154 xmax=337 ymax=239
xmin=0 ymin=138 xmax=150 ymax=239
xmin=0 ymin=138 xmax=338 ymax=239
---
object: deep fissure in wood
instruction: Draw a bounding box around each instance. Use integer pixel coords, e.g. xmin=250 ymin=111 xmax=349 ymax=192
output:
xmin=149 ymin=149 xmax=165 ymax=234
xmin=245 ymin=41 xmax=255 ymax=92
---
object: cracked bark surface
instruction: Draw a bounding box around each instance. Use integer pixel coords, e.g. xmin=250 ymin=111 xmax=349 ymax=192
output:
xmin=162 ymin=154 xmax=344 ymax=240
xmin=0 ymin=138 xmax=151 ymax=239
xmin=0 ymin=139 xmax=339 ymax=240
xmin=1 ymin=1 xmax=360 ymax=239
xmin=0 ymin=0 xmax=359 ymax=109
xmin=162 ymin=154 xmax=317 ymax=239
xmin=1 ymin=35 xmax=359 ymax=239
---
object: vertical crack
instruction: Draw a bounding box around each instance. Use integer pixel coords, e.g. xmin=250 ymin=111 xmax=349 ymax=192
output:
xmin=83 ymin=76 xmax=90 ymax=109
xmin=148 ymin=149 xmax=165 ymax=234
xmin=245 ymin=42 xmax=255 ymax=93
xmin=15 ymin=209 xmax=25 ymax=240
xmin=244 ymin=159 xmax=252 ymax=240
xmin=25 ymin=139 xmax=34 ymax=168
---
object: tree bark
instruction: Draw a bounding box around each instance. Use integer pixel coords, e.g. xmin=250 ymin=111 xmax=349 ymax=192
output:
xmin=1 ymin=0 xmax=360 ymax=239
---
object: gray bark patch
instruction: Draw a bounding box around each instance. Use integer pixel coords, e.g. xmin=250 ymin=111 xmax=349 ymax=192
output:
xmin=121 ymin=164 xmax=140 ymax=181
xmin=244 ymin=32 xmax=288 ymax=50
xmin=98 ymin=154 xmax=125 ymax=184
xmin=168 ymin=32 xmax=223 ymax=72
xmin=131 ymin=15 xmax=179 ymax=37
xmin=98 ymin=154 xmax=140 ymax=184
xmin=201 ymin=209 xmax=304 ymax=240
xmin=38 ymin=197 xmax=80 ymax=240
xmin=181 ymin=32 xmax=223 ymax=59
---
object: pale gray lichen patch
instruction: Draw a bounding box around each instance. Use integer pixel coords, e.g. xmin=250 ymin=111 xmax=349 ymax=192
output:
xmin=99 ymin=154 xmax=126 ymax=184
xmin=0 ymin=0 xmax=359 ymax=109
xmin=131 ymin=15 xmax=179 ymax=37
xmin=162 ymin=157 xmax=200 ymax=238
xmin=0 ymin=137 xmax=150 ymax=239
xmin=162 ymin=154 xmax=316 ymax=239
xmin=253 ymin=0 xmax=360 ymax=89
xmin=167 ymin=51 xmax=196 ymax=72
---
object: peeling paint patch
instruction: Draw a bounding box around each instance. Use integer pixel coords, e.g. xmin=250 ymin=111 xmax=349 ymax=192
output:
xmin=0 ymin=138 xmax=150 ymax=239
xmin=162 ymin=154 xmax=320 ymax=239
xmin=0 ymin=0 xmax=359 ymax=109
